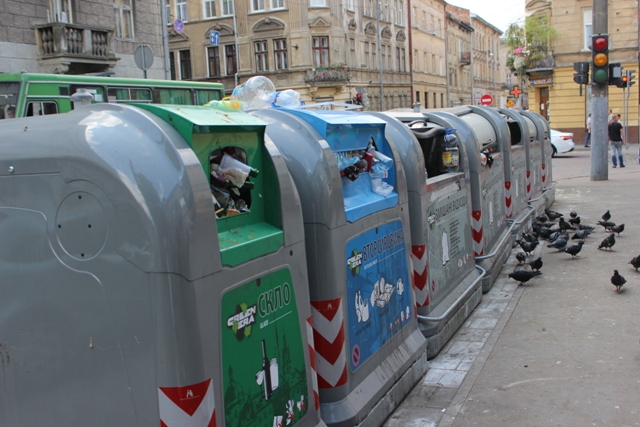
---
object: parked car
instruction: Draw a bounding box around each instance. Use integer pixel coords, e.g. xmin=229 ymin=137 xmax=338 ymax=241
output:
xmin=550 ymin=130 xmax=575 ymax=157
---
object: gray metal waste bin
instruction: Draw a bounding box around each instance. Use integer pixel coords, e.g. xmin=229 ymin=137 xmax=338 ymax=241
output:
xmin=371 ymin=110 xmax=484 ymax=358
xmin=251 ymin=108 xmax=427 ymax=427
xmin=0 ymin=103 xmax=324 ymax=427
xmin=521 ymin=110 xmax=555 ymax=209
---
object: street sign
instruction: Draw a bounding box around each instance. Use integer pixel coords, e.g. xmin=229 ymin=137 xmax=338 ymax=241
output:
xmin=209 ymin=30 xmax=220 ymax=46
xmin=480 ymin=94 xmax=493 ymax=106
xmin=174 ymin=19 xmax=184 ymax=34
xmin=511 ymin=86 xmax=522 ymax=98
xmin=134 ymin=45 xmax=154 ymax=78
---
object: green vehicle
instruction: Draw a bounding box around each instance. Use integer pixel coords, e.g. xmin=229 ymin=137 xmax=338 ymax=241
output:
xmin=0 ymin=73 xmax=224 ymax=119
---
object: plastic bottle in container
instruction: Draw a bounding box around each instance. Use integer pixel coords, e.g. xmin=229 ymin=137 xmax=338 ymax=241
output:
xmin=441 ymin=129 xmax=460 ymax=173
xmin=231 ymin=76 xmax=276 ymax=110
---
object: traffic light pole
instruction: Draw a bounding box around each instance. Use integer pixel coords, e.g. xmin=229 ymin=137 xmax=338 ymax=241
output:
xmin=591 ymin=0 xmax=608 ymax=181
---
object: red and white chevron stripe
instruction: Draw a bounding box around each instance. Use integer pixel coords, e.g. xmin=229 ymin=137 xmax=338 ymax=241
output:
xmin=471 ymin=210 xmax=484 ymax=256
xmin=306 ymin=316 xmax=320 ymax=410
xmin=541 ymin=163 xmax=547 ymax=188
xmin=310 ymin=298 xmax=347 ymax=389
xmin=526 ymin=171 xmax=532 ymax=200
xmin=504 ymin=181 xmax=513 ymax=218
xmin=410 ymin=244 xmax=429 ymax=307
xmin=159 ymin=379 xmax=216 ymax=427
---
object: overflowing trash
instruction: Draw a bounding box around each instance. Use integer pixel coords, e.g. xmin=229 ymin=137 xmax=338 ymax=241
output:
xmin=209 ymin=148 xmax=259 ymax=217
xmin=230 ymin=76 xmax=301 ymax=110
xmin=334 ymin=137 xmax=394 ymax=197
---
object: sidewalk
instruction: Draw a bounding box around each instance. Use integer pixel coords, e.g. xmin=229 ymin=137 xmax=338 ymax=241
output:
xmin=383 ymin=146 xmax=640 ymax=427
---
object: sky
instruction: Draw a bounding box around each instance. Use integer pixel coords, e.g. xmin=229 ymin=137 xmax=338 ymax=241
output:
xmin=446 ymin=0 xmax=526 ymax=33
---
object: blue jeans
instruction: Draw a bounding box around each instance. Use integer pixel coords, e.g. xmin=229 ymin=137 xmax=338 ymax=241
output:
xmin=610 ymin=140 xmax=624 ymax=166
xmin=584 ymin=132 xmax=591 ymax=147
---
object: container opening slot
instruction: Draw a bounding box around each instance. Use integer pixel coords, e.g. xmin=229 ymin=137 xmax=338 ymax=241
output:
xmin=209 ymin=147 xmax=258 ymax=218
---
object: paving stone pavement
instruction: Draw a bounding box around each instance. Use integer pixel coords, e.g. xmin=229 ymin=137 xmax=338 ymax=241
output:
xmin=382 ymin=246 xmax=532 ymax=427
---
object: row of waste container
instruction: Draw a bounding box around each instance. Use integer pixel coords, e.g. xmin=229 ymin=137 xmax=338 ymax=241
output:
xmin=0 ymin=102 xmax=554 ymax=427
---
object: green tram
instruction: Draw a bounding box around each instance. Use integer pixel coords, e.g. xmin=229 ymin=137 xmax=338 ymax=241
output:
xmin=0 ymin=73 xmax=225 ymax=119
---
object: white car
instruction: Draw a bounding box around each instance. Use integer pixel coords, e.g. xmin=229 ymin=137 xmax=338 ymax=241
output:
xmin=550 ymin=129 xmax=576 ymax=157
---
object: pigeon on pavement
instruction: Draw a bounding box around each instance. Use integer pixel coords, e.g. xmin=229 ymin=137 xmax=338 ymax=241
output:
xmin=509 ymin=270 xmax=542 ymax=285
xmin=517 ymin=239 xmax=539 ymax=256
xmin=516 ymin=252 xmax=527 ymax=264
xmin=611 ymin=224 xmax=625 ymax=235
xmin=545 ymin=209 xmax=563 ymax=221
xmin=569 ymin=216 xmax=581 ymax=225
xmin=629 ymin=255 xmax=640 ymax=271
xmin=558 ymin=217 xmax=576 ymax=231
xmin=571 ymin=229 xmax=591 ymax=241
xmin=577 ymin=224 xmax=595 ymax=232
xmin=611 ymin=270 xmax=627 ymax=292
xmin=598 ymin=233 xmax=616 ymax=251
xmin=598 ymin=220 xmax=616 ymax=231
xmin=528 ymin=257 xmax=543 ymax=272
xmin=564 ymin=241 xmax=584 ymax=258
xmin=547 ymin=237 xmax=568 ymax=251
xmin=602 ymin=210 xmax=611 ymax=222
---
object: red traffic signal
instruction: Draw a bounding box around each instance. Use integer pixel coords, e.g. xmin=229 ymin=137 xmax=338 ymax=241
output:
xmin=591 ymin=34 xmax=609 ymax=84
xmin=593 ymin=36 xmax=608 ymax=52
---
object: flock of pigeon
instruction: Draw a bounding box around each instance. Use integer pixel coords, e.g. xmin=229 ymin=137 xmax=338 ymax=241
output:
xmin=508 ymin=208 xmax=640 ymax=293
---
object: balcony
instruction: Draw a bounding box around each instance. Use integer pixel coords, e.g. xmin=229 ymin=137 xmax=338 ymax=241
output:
xmin=459 ymin=51 xmax=471 ymax=65
xmin=304 ymin=68 xmax=350 ymax=85
xmin=526 ymin=56 xmax=555 ymax=72
xmin=35 ymin=23 xmax=119 ymax=74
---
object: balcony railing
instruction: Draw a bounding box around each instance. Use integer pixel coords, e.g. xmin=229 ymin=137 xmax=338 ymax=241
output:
xmin=304 ymin=68 xmax=350 ymax=84
xmin=459 ymin=51 xmax=471 ymax=64
xmin=35 ymin=22 xmax=117 ymax=61
xmin=526 ymin=56 xmax=555 ymax=71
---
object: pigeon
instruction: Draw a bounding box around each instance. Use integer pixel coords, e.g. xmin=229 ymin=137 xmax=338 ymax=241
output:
xmin=611 ymin=224 xmax=625 ymax=235
xmin=545 ymin=209 xmax=563 ymax=221
xmin=522 ymin=232 xmax=537 ymax=243
xmin=516 ymin=252 xmax=527 ymax=264
xmin=517 ymin=239 xmax=539 ymax=256
xmin=509 ymin=270 xmax=542 ymax=285
xmin=602 ymin=210 xmax=611 ymax=222
xmin=577 ymin=224 xmax=595 ymax=232
xmin=569 ymin=216 xmax=581 ymax=225
xmin=548 ymin=230 xmax=568 ymax=242
xmin=569 ymin=211 xmax=578 ymax=218
xmin=629 ymin=255 xmax=640 ymax=271
xmin=597 ymin=220 xmax=616 ymax=231
xmin=528 ymin=257 xmax=543 ymax=272
xmin=537 ymin=227 xmax=554 ymax=240
xmin=558 ymin=217 xmax=576 ymax=231
xmin=611 ymin=270 xmax=627 ymax=292
xmin=547 ymin=237 xmax=568 ymax=251
xmin=564 ymin=241 xmax=584 ymax=258
xmin=535 ymin=214 xmax=549 ymax=223
xmin=598 ymin=233 xmax=616 ymax=251
xmin=571 ymin=229 xmax=591 ymax=241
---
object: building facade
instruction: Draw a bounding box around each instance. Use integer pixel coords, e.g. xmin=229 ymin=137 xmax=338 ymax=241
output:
xmin=445 ymin=3 xmax=473 ymax=106
xmin=470 ymin=14 xmax=503 ymax=107
xmin=525 ymin=0 xmax=638 ymax=141
xmin=0 ymin=0 xmax=165 ymax=78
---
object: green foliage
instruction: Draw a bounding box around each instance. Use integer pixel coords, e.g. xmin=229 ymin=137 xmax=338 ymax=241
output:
xmin=505 ymin=14 xmax=559 ymax=80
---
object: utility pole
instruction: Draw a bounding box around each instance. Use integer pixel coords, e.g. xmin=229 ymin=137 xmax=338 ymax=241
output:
xmin=591 ymin=0 xmax=608 ymax=181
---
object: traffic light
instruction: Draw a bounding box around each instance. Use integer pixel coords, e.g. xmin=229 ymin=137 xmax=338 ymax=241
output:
xmin=573 ymin=62 xmax=589 ymax=85
xmin=620 ymin=73 xmax=628 ymax=88
xmin=628 ymin=70 xmax=636 ymax=87
xmin=591 ymin=34 xmax=609 ymax=85
xmin=355 ymin=93 xmax=362 ymax=105
xmin=608 ymin=63 xmax=622 ymax=86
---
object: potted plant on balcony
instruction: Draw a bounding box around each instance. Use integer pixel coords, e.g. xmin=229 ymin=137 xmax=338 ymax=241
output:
xmin=505 ymin=14 xmax=557 ymax=79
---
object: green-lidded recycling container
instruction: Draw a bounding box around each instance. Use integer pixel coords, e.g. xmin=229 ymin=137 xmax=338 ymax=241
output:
xmin=0 ymin=103 xmax=325 ymax=427
xmin=251 ymin=108 xmax=427 ymax=427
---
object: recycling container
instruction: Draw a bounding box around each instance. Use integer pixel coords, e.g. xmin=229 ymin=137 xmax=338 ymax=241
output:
xmin=521 ymin=110 xmax=555 ymax=209
xmin=371 ymin=110 xmax=484 ymax=358
xmin=499 ymin=108 xmax=545 ymax=217
xmin=0 ymin=103 xmax=324 ymax=427
xmin=251 ymin=108 xmax=427 ymax=427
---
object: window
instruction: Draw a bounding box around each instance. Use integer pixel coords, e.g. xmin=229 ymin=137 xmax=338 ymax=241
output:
xmin=114 ymin=0 xmax=134 ymax=39
xmin=49 ymin=0 xmax=74 ymax=23
xmin=195 ymin=89 xmax=223 ymax=105
xmin=272 ymin=0 xmax=285 ymax=9
xmin=208 ymin=46 xmax=221 ymax=77
xmin=169 ymin=51 xmax=176 ymax=80
xmin=433 ymin=92 xmax=436 ymax=108
xmin=372 ymin=42 xmax=377 ymax=70
xmin=387 ymin=45 xmax=392 ymax=71
xmin=400 ymin=47 xmax=406 ymax=72
xmin=394 ymin=0 xmax=397 ymax=24
xmin=179 ymin=49 xmax=192 ymax=79
xmin=364 ymin=41 xmax=370 ymax=68
xmin=396 ymin=47 xmax=400 ymax=72
xmin=347 ymin=0 xmax=354 ymax=11
xmin=26 ymin=101 xmax=59 ymax=116
xmin=274 ymin=39 xmax=288 ymax=70
xmin=413 ymin=49 xmax=418 ymax=71
xmin=156 ymin=88 xmax=191 ymax=104
xmin=441 ymin=93 xmax=444 ymax=108
xmin=310 ymin=0 xmax=326 ymax=6
xmin=412 ymin=7 xmax=417 ymax=28
xmin=584 ymin=10 xmax=592 ymax=50
xmin=225 ymin=44 xmax=237 ymax=75
xmin=425 ymin=91 xmax=428 ymax=108
xmin=176 ymin=0 xmax=187 ymax=21
xmin=165 ymin=0 xmax=171 ymax=24
xmin=255 ymin=40 xmax=268 ymax=72
xmin=252 ymin=0 xmax=265 ymax=12
xmin=312 ymin=36 xmax=329 ymax=67
xmin=415 ymin=91 xmax=419 ymax=103
xmin=222 ymin=0 xmax=234 ymax=15
xmin=108 ymin=87 xmax=152 ymax=102
xmin=204 ymin=0 xmax=216 ymax=18
xmin=367 ymin=0 xmax=374 ymax=16
xmin=381 ymin=45 xmax=387 ymax=71
xmin=398 ymin=1 xmax=403 ymax=26
xmin=349 ymin=38 xmax=356 ymax=68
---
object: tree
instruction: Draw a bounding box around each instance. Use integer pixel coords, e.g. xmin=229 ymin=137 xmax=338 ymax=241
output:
xmin=505 ymin=14 xmax=558 ymax=82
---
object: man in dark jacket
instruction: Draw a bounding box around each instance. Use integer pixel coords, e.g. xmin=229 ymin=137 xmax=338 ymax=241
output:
xmin=608 ymin=114 xmax=625 ymax=168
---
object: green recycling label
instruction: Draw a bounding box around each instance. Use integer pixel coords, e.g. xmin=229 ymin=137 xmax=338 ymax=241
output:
xmin=222 ymin=269 xmax=308 ymax=427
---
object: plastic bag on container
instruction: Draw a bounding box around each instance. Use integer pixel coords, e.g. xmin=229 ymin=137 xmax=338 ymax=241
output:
xmin=371 ymin=178 xmax=394 ymax=197
xmin=272 ymin=89 xmax=301 ymax=108
xmin=231 ymin=76 xmax=276 ymax=110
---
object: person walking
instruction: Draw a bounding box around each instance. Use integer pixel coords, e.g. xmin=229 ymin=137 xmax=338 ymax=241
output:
xmin=584 ymin=113 xmax=591 ymax=147
xmin=608 ymin=114 xmax=625 ymax=168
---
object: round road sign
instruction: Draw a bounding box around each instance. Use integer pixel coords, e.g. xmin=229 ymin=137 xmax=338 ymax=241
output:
xmin=480 ymin=94 xmax=493 ymax=106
